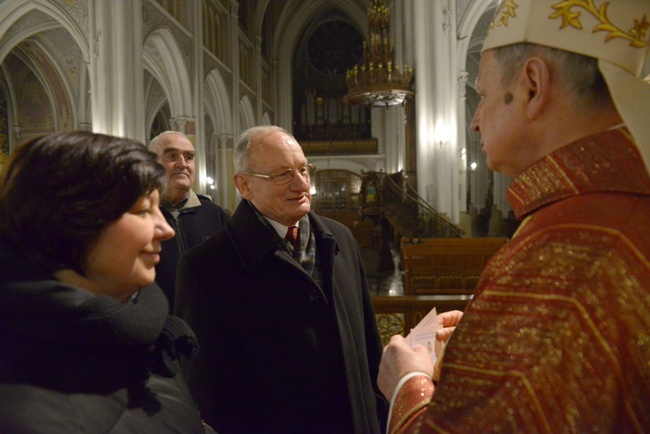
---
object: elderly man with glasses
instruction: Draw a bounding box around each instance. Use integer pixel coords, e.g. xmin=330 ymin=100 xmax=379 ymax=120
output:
xmin=175 ymin=125 xmax=388 ymax=434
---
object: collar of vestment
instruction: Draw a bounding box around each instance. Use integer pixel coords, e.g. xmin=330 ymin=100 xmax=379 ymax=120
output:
xmin=507 ymin=127 xmax=650 ymax=220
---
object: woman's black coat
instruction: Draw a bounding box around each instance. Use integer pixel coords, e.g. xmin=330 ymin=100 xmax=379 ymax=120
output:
xmin=0 ymin=242 xmax=211 ymax=434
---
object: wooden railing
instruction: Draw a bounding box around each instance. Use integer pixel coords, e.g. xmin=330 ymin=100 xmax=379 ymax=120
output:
xmin=372 ymin=295 xmax=472 ymax=346
xmin=382 ymin=173 xmax=464 ymax=238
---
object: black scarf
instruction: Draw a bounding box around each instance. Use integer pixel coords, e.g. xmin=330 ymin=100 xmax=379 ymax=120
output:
xmin=0 ymin=278 xmax=198 ymax=394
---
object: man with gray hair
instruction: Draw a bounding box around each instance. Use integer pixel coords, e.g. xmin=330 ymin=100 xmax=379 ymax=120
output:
xmin=379 ymin=1 xmax=650 ymax=432
xmin=175 ymin=125 xmax=388 ymax=433
xmin=149 ymin=131 xmax=229 ymax=311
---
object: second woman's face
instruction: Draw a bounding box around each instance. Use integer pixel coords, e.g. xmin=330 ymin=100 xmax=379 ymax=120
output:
xmin=84 ymin=189 xmax=174 ymax=302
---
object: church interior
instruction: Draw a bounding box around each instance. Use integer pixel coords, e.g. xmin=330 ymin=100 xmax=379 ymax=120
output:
xmin=2 ymin=0 xmax=648 ymax=341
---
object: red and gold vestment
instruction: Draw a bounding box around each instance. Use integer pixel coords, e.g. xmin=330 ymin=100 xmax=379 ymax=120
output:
xmin=390 ymin=128 xmax=650 ymax=433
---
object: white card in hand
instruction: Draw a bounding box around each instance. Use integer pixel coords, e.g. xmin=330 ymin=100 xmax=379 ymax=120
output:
xmin=405 ymin=307 xmax=442 ymax=362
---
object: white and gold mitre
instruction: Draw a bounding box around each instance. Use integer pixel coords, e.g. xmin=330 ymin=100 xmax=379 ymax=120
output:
xmin=483 ymin=0 xmax=650 ymax=173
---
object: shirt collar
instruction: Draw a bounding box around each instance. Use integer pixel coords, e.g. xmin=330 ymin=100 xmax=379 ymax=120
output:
xmin=265 ymin=217 xmax=300 ymax=239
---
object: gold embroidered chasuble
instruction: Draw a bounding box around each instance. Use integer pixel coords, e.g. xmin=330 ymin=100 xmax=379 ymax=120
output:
xmin=389 ymin=128 xmax=650 ymax=433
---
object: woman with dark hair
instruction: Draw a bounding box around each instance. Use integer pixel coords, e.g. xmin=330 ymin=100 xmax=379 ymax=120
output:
xmin=0 ymin=131 xmax=215 ymax=433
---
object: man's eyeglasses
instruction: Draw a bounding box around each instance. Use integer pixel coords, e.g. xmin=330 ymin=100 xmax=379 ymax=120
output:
xmin=243 ymin=164 xmax=318 ymax=185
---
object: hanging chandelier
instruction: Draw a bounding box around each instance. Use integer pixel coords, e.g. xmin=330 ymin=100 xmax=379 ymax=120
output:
xmin=344 ymin=0 xmax=414 ymax=108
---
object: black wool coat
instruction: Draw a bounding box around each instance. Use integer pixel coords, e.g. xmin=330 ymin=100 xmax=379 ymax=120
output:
xmin=175 ymin=200 xmax=388 ymax=434
xmin=157 ymin=191 xmax=230 ymax=311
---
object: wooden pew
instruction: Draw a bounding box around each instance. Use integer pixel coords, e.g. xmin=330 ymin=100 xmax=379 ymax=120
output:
xmin=401 ymin=237 xmax=508 ymax=296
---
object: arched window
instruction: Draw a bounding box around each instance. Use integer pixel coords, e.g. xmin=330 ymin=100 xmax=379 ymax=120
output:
xmin=293 ymin=18 xmax=370 ymax=142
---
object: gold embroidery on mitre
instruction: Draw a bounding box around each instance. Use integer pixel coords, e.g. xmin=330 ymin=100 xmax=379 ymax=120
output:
xmin=488 ymin=0 xmax=649 ymax=49
xmin=490 ymin=0 xmax=519 ymax=29
xmin=550 ymin=1 xmax=650 ymax=48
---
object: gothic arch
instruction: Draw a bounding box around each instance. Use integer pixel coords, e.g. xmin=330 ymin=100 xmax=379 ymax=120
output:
xmin=261 ymin=111 xmax=272 ymax=126
xmin=272 ymin=0 xmax=367 ymax=129
xmin=143 ymin=27 xmax=192 ymax=120
xmin=144 ymin=70 xmax=170 ymax=138
xmin=204 ymin=68 xmax=232 ymax=134
xmin=239 ymin=94 xmax=255 ymax=132
xmin=249 ymin=0 xmax=270 ymax=37
xmin=0 ymin=1 xmax=88 ymax=146
xmin=457 ymin=0 xmax=497 ymax=74
xmin=0 ymin=1 xmax=89 ymax=64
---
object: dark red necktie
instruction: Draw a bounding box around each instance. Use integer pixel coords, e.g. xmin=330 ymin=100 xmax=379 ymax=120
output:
xmin=285 ymin=226 xmax=299 ymax=249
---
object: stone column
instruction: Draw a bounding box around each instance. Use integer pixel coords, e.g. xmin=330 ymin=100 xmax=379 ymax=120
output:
xmin=89 ymin=0 xmax=144 ymax=140
xmin=217 ymin=133 xmax=235 ymax=212
xmin=404 ymin=97 xmax=417 ymax=190
xmin=191 ymin=1 xmax=206 ymax=194
xmin=254 ymin=35 xmax=263 ymax=120
xmin=457 ymin=70 xmax=469 ymax=213
xmin=412 ymin=0 xmax=460 ymax=223
xmin=229 ymin=1 xmax=240 ymax=134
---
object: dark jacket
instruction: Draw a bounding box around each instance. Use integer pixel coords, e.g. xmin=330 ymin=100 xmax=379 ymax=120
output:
xmin=0 ymin=241 xmax=212 ymax=434
xmin=158 ymin=190 xmax=229 ymax=311
xmin=175 ymin=200 xmax=388 ymax=434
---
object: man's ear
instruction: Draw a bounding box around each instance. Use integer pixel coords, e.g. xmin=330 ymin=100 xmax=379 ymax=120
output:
xmin=233 ymin=173 xmax=253 ymax=200
xmin=521 ymin=57 xmax=550 ymax=119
